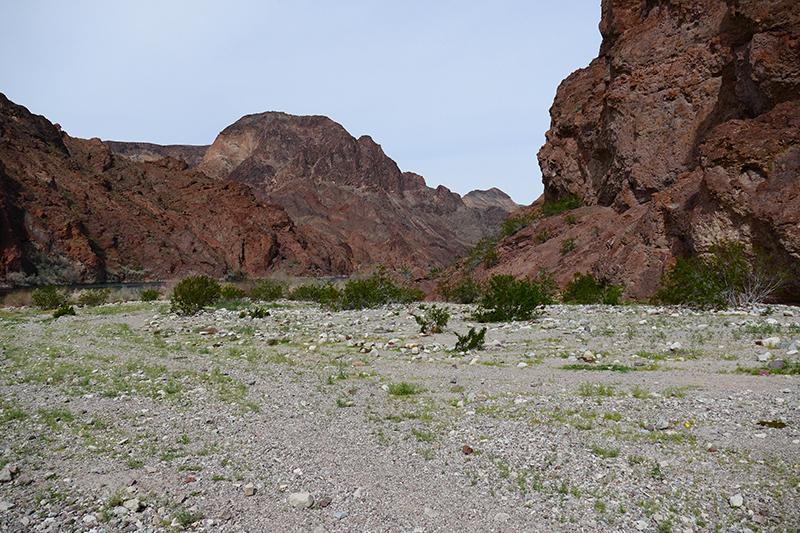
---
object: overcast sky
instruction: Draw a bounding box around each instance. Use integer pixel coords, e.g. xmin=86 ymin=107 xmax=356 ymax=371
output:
xmin=1 ymin=1 xmax=601 ymax=205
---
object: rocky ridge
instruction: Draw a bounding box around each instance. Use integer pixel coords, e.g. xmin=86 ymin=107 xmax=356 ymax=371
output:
xmin=483 ymin=0 xmax=800 ymax=301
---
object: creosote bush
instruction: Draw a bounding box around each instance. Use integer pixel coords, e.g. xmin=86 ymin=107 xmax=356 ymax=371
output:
xmin=219 ymin=284 xmax=246 ymax=301
xmin=53 ymin=304 xmax=76 ymax=318
xmin=656 ymin=240 xmax=792 ymax=309
xmin=455 ymin=326 xmax=487 ymax=352
xmin=474 ymin=272 xmax=556 ymax=322
xmin=170 ymin=275 xmax=221 ymax=315
xmin=437 ymin=274 xmax=481 ymax=304
xmin=31 ymin=285 xmax=69 ymax=310
xmin=562 ymin=272 xmax=623 ymax=305
xmin=249 ymin=279 xmax=284 ymax=301
xmin=77 ymin=288 xmax=110 ymax=307
xmin=289 ymin=282 xmax=343 ymax=307
xmin=541 ymin=193 xmax=583 ymax=217
xmin=412 ymin=304 xmax=450 ymax=334
xmin=140 ymin=289 xmax=160 ymax=302
xmin=340 ymin=270 xmax=424 ymax=310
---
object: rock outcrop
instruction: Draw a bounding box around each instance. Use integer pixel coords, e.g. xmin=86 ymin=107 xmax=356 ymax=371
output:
xmin=197 ymin=112 xmax=517 ymax=278
xmin=481 ymin=0 xmax=800 ymax=301
xmin=0 ymin=93 xmax=351 ymax=285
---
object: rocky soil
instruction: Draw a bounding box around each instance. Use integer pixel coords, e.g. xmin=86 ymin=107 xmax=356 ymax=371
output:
xmin=1 ymin=299 xmax=799 ymax=532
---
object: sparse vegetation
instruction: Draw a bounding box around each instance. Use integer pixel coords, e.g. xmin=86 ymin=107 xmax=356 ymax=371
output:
xmin=77 ymin=288 xmax=110 ymax=307
xmin=412 ymin=304 xmax=450 ymax=333
xmin=219 ymin=284 xmax=246 ymax=300
xmin=437 ymin=274 xmax=481 ymax=304
xmin=340 ymin=270 xmax=424 ymax=310
xmin=455 ymin=326 xmax=487 ymax=352
xmin=289 ymin=282 xmax=342 ymax=307
xmin=473 ymin=272 xmax=556 ymax=322
xmin=562 ymin=272 xmax=623 ymax=305
xmin=249 ymin=278 xmax=284 ymax=301
xmin=32 ymin=285 xmax=69 ymax=310
xmin=541 ymin=193 xmax=583 ymax=217
xmin=140 ymin=288 xmax=160 ymax=301
xmin=170 ymin=274 xmax=221 ymax=315
xmin=560 ymin=237 xmax=576 ymax=255
xmin=387 ymin=382 xmax=426 ymax=396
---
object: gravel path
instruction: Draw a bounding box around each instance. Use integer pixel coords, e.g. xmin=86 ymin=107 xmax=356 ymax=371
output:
xmin=1 ymin=300 xmax=799 ymax=532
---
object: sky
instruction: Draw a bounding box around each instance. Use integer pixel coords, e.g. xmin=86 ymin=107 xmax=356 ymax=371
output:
xmin=0 ymin=1 xmax=601 ymax=205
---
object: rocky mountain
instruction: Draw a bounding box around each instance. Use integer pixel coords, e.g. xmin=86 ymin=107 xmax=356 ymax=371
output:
xmin=196 ymin=112 xmax=517 ymax=278
xmin=478 ymin=0 xmax=800 ymax=301
xmin=0 ymin=93 xmax=353 ymax=285
xmin=0 ymin=95 xmax=517 ymax=286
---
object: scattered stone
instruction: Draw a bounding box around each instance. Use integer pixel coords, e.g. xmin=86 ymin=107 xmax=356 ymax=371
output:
xmin=333 ymin=510 xmax=348 ymax=520
xmin=517 ymin=361 xmax=528 ymax=368
xmin=353 ymin=487 xmax=365 ymax=499
xmin=0 ymin=467 xmax=12 ymax=482
xmin=730 ymin=494 xmax=744 ymax=508
xmin=462 ymin=445 xmax=473 ymax=455
xmin=655 ymin=418 xmax=670 ymax=431
xmin=123 ymin=498 xmax=143 ymax=512
xmin=424 ymin=507 xmax=439 ymax=518
xmin=450 ymin=377 xmax=457 ymax=384
xmin=494 ymin=512 xmax=510 ymax=523
xmin=582 ymin=350 xmax=595 ymax=362
xmin=635 ymin=519 xmax=649 ymax=530
xmin=668 ymin=341 xmax=682 ymax=352
xmin=244 ymin=483 xmax=256 ymax=496
xmin=316 ymin=496 xmax=332 ymax=508
xmin=0 ymin=501 xmax=14 ymax=512
xmin=757 ymin=352 xmax=772 ymax=362
xmin=768 ymin=360 xmax=787 ymax=370
xmin=15 ymin=473 xmax=32 ymax=486
xmin=289 ymin=492 xmax=314 ymax=509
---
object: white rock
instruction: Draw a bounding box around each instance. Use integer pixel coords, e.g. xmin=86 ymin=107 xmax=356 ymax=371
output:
xmin=729 ymin=494 xmax=744 ymax=508
xmin=424 ymin=507 xmax=439 ymax=518
xmin=123 ymin=498 xmax=143 ymax=512
xmin=757 ymin=352 xmax=772 ymax=362
xmin=289 ymin=492 xmax=314 ymax=509
xmin=758 ymin=337 xmax=781 ymax=348
xmin=517 ymin=362 xmax=528 ymax=368
xmin=0 ymin=501 xmax=14 ymax=511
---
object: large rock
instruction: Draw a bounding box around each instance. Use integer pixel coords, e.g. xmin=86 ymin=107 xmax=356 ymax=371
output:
xmin=482 ymin=0 xmax=800 ymax=301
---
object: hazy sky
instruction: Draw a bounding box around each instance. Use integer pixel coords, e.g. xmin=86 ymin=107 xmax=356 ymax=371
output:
xmin=1 ymin=1 xmax=601 ymax=204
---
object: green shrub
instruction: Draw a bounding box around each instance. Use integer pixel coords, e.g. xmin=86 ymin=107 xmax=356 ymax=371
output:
xmin=535 ymin=229 xmax=551 ymax=244
xmin=77 ymin=288 xmax=110 ymax=307
xmin=466 ymin=236 xmax=501 ymax=270
xmin=562 ymin=272 xmax=623 ymax=305
xmin=53 ymin=304 xmax=76 ymax=318
xmin=560 ymin=238 xmax=576 ymax=255
xmin=249 ymin=279 xmax=284 ymax=301
xmin=289 ymin=283 xmax=343 ymax=307
xmin=437 ymin=275 xmax=481 ymax=304
xmin=387 ymin=382 xmax=426 ymax=396
xmin=412 ymin=304 xmax=450 ymax=333
xmin=240 ymin=306 xmax=270 ymax=319
xmin=455 ymin=326 xmax=487 ymax=352
xmin=474 ymin=272 xmax=556 ymax=322
xmin=340 ymin=271 xmax=424 ymax=310
xmin=542 ymin=194 xmax=583 ymax=217
xmin=220 ymin=284 xmax=246 ymax=300
xmin=140 ymin=288 xmax=160 ymax=301
xmin=656 ymin=241 xmax=791 ymax=309
xmin=31 ymin=286 xmax=69 ymax=310
xmin=170 ymin=275 xmax=221 ymax=315
xmin=564 ymin=214 xmax=579 ymax=225
xmin=500 ymin=212 xmax=539 ymax=238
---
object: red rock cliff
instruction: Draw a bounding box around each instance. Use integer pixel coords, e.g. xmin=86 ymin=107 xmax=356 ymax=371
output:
xmin=481 ymin=0 xmax=800 ymax=301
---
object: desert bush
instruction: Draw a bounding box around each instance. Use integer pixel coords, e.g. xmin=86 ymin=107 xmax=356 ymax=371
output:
xmin=170 ymin=275 xmax=221 ymax=315
xmin=220 ymin=284 xmax=246 ymax=300
xmin=656 ymin=241 xmax=791 ymax=310
xmin=455 ymin=326 xmax=487 ymax=352
xmin=542 ymin=193 xmax=583 ymax=217
xmin=31 ymin=286 xmax=69 ymax=310
xmin=340 ymin=271 xmax=424 ymax=310
xmin=500 ymin=212 xmax=538 ymax=238
xmin=412 ymin=304 xmax=450 ymax=334
xmin=562 ymin=272 xmax=623 ymax=305
xmin=77 ymin=288 xmax=110 ymax=307
xmin=53 ymin=304 xmax=76 ymax=318
xmin=140 ymin=289 xmax=160 ymax=302
xmin=437 ymin=275 xmax=481 ymax=304
xmin=473 ymin=272 xmax=556 ymax=322
xmin=466 ymin=236 xmax=501 ymax=270
xmin=249 ymin=279 xmax=284 ymax=301
xmin=560 ymin=238 xmax=576 ymax=255
xmin=536 ymin=229 xmax=551 ymax=244
xmin=289 ymin=283 xmax=343 ymax=307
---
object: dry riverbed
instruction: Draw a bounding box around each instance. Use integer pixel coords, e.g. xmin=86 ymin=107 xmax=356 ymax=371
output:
xmin=1 ymin=300 xmax=799 ymax=533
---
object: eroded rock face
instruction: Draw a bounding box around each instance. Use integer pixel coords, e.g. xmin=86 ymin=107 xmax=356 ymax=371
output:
xmin=199 ymin=112 xmax=517 ymax=277
xmin=0 ymin=94 xmax=351 ymax=284
xmin=485 ymin=0 xmax=800 ymax=301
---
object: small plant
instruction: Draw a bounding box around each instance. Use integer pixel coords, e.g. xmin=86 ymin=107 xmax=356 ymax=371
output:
xmin=563 ymin=213 xmax=578 ymax=225
xmin=340 ymin=270 xmax=424 ymax=310
xmin=289 ymin=282 xmax=342 ymax=307
xmin=244 ymin=306 xmax=270 ymax=319
xmin=140 ymin=288 xmax=160 ymax=301
xmin=174 ymin=508 xmax=205 ymax=527
xmin=249 ymin=278 xmax=284 ymax=301
xmin=578 ymin=382 xmax=615 ymax=397
xmin=454 ymin=326 xmax=487 ymax=352
xmin=591 ymin=444 xmax=619 ymax=459
xmin=31 ymin=285 xmax=69 ymax=310
xmin=387 ymin=382 xmax=425 ymax=396
xmin=535 ymin=229 xmax=551 ymax=244
xmin=541 ymin=193 xmax=583 ymax=217
xmin=473 ymin=272 xmax=556 ymax=322
xmin=170 ymin=275 xmax=221 ymax=315
xmin=77 ymin=288 xmax=110 ymax=307
xmin=466 ymin=236 xmax=501 ymax=270
xmin=411 ymin=428 xmax=435 ymax=442
xmin=560 ymin=238 xmax=576 ymax=256
xmin=53 ymin=304 xmax=76 ymax=318
xmin=220 ymin=284 xmax=246 ymax=300
xmin=412 ymin=304 xmax=450 ymax=333
xmin=500 ymin=212 xmax=538 ymax=238
xmin=437 ymin=275 xmax=481 ymax=304
xmin=656 ymin=240 xmax=793 ymax=309
xmin=562 ymin=272 xmax=623 ymax=305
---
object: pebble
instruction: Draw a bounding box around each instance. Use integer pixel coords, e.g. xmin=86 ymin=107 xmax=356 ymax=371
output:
xmin=0 ymin=467 xmax=12 ymax=483
xmin=757 ymin=352 xmax=772 ymax=362
xmin=289 ymin=492 xmax=314 ymax=509
xmin=0 ymin=501 xmax=14 ymax=511
xmin=333 ymin=510 xmax=348 ymax=520
xmin=494 ymin=512 xmax=510 ymax=523
xmin=424 ymin=507 xmax=439 ymax=518
xmin=244 ymin=483 xmax=256 ymax=496
xmin=730 ymin=494 xmax=744 ymax=508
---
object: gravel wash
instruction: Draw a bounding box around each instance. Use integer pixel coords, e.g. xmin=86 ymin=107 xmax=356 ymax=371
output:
xmin=1 ymin=300 xmax=799 ymax=533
